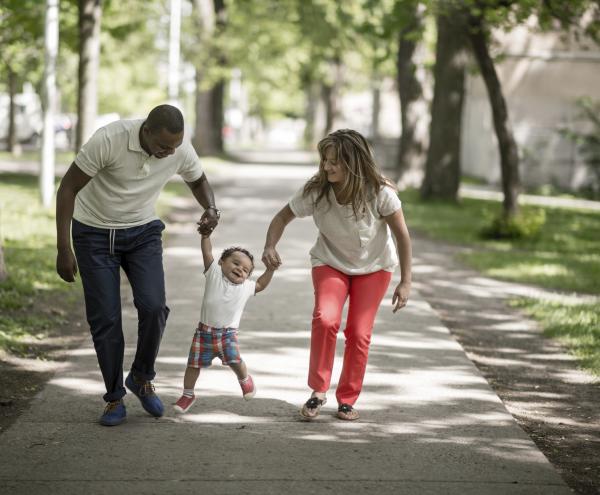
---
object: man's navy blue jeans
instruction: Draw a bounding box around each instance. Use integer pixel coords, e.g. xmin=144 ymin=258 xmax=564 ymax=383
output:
xmin=72 ymin=218 xmax=170 ymax=402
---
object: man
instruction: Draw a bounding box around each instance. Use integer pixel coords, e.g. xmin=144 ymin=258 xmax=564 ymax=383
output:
xmin=56 ymin=104 xmax=220 ymax=426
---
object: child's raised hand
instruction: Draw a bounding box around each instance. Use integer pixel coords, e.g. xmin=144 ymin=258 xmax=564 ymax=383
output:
xmin=197 ymin=223 xmax=213 ymax=236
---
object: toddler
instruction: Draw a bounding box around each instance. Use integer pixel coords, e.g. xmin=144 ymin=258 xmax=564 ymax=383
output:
xmin=174 ymin=231 xmax=275 ymax=413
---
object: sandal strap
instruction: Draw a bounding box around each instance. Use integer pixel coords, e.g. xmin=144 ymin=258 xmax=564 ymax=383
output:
xmin=305 ymin=397 xmax=324 ymax=409
xmin=338 ymin=403 xmax=353 ymax=413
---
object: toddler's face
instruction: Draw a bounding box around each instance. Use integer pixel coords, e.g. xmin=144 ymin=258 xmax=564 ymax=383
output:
xmin=219 ymin=251 xmax=253 ymax=284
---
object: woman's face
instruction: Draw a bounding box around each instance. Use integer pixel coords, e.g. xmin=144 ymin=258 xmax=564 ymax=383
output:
xmin=323 ymin=147 xmax=346 ymax=185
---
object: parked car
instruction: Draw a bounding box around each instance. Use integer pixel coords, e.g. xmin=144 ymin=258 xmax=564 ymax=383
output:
xmin=0 ymin=92 xmax=42 ymax=145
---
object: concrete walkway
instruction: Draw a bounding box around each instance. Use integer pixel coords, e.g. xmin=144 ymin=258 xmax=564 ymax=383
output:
xmin=0 ymin=162 xmax=572 ymax=494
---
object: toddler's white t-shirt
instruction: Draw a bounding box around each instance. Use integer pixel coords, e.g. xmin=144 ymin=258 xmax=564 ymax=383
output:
xmin=199 ymin=261 xmax=256 ymax=329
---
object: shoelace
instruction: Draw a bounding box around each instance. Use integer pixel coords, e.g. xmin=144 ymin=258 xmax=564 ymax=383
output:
xmin=140 ymin=381 xmax=155 ymax=397
xmin=104 ymin=401 xmax=121 ymax=413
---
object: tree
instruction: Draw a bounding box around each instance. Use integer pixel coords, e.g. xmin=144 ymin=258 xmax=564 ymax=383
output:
xmin=40 ymin=0 xmax=59 ymax=208
xmin=394 ymin=0 xmax=427 ymax=183
xmin=76 ymin=0 xmax=102 ymax=151
xmin=0 ymin=1 xmax=45 ymax=154
xmin=421 ymin=4 xmax=469 ymax=200
xmin=187 ymin=0 xmax=226 ymax=156
xmin=461 ymin=0 xmax=600 ymax=220
xmin=358 ymin=0 xmax=429 ymax=180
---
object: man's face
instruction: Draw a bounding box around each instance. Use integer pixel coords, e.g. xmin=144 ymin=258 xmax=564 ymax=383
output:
xmin=143 ymin=126 xmax=184 ymax=158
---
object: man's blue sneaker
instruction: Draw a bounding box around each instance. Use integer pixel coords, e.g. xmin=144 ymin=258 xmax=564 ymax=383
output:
xmin=125 ymin=372 xmax=164 ymax=417
xmin=99 ymin=400 xmax=126 ymax=426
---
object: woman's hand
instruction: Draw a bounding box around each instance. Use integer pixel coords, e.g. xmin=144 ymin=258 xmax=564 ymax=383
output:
xmin=262 ymin=246 xmax=282 ymax=270
xmin=392 ymin=281 xmax=411 ymax=313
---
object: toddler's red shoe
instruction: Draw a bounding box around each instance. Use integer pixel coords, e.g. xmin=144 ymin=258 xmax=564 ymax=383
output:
xmin=239 ymin=375 xmax=256 ymax=400
xmin=173 ymin=394 xmax=196 ymax=413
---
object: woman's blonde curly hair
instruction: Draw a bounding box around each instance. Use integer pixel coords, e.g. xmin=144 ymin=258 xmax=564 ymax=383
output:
xmin=303 ymin=129 xmax=395 ymax=218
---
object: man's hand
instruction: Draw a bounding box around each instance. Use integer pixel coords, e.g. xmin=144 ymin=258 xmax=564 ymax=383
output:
xmin=196 ymin=208 xmax=219 ymax=235
xmin=392 ymin=281 xmax=411 ymax=313
xmin=262 ymin=247 xmax=282 ymax=270
xmin=56 ymin=248 xmax=78 ymax=282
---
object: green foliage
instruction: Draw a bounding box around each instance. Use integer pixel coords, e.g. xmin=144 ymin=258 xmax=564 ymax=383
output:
xmin=0 ymin=173 xmax=81 ymax=355
xmin=402 ymin=188 xmax=600 ymax=293
xmin=0 ymin=0 xmax=45 ymax=91
xmin=481 ymin=209 xmax=546 ymax=240
xmin=512 ymin=298 xmax=600 ymax=375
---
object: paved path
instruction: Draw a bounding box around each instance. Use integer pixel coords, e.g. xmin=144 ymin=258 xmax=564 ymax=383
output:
xmin=0 ymin=163 xmax=572 ymax=494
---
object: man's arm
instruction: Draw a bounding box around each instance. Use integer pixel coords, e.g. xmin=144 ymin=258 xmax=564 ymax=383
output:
xmin=186 ymin=174 xmax=219 ymax=234
xmin=255 ymin=267 xmax=276 ymax=293
xmin=56 ymin=163 xmax=93 ymax=282
xmin=200 ymin=234 xmax=214 ymax=272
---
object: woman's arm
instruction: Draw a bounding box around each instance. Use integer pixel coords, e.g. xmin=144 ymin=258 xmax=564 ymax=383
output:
xmin=200 ymin=234 xmax=214 ymax=271
xmin=262 ymin=204 xmax=296 ymax=269
xmin=385 ymin=208 xmax=412 ymax=312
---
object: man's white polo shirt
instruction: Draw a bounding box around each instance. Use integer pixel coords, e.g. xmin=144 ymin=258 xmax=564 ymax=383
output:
xmin=73 ymin=119 xmax=204 ymax=229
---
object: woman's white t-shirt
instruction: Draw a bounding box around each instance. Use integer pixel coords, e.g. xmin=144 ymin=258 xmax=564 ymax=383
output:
xmin=288 ymin=184 xmax=402 ymax=275
xmin=200 ymin=261 xmax=256 ymax=329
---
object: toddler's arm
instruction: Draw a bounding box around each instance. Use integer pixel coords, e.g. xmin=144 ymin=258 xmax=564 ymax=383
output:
xmin=255 ymin=267 xmax=276 ymax=293
xmin=201 ymin=234 xmax=214 ymax=271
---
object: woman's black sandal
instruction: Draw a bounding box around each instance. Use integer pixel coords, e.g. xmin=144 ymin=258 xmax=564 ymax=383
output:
xmin=300 ymin=396 xmax=327 ymax=419
xmin=337 ymin=403 xmax=359 ymax=421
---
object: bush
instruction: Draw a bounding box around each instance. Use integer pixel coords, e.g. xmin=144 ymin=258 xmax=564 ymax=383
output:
xmin=480 ymin=209 xmax=546 ymax=240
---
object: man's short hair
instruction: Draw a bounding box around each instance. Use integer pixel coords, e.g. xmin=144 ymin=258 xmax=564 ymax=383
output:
xmin=146 ymin=104 xmax=184 ymax=134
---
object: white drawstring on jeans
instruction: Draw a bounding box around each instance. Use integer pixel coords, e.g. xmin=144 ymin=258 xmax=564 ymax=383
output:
xmin=109 ymin=229 xmax=116 ymax=255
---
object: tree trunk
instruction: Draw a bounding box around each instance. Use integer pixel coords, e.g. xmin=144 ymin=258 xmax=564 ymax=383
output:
xmin=191 ymin=0 xmax=225 ymax=156
xmin=303 ymin=79 xmax=320 ymax=147
xmin=371 ymin=80 xmax=380 ymax=139
xmin=396 ymin=7 xmax=426 ymax=183
xmin=7 ymin=68 xmax=19 ymax=154
xmin=76 ymin=0 xmax=102 ymax=151
xmin=193 ymin=74 xmax=224 ymax=156
xmin=40 ymin=0 xmax=59 ymax=208
xmin=468 ymin=15 xmax=520 ymax=218
xmin=322 ymin=83 xmax=335 ymax=136
xmin=421 ymin=12 xmax=468 ymax=201
xmin=321 ymin=57 xmax=342 ymax=137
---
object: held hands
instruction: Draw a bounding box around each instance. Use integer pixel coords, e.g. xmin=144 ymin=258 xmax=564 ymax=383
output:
xmin=56 ymin=248 xmax=78 ymax=282
xmin=262 ymin=246 xmax=282 ymax=270
xmin=197 ymin=208 xmax=219 ymax=236
xmin=392 ymin=281 xmax=411 ymax=313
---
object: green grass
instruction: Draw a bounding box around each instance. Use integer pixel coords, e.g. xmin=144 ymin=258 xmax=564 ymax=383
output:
xmin=0 ymin=173 xmax=80 ymax=355
xmin=401 ymin=189 xmax=600 ymax=294
xmin=0 ymin=150 xmax=74 ymax=166
xmin=512 ymin=298 xmax=600 ymax=374
xmin=401 ymin=188 xmax=600 ymax=376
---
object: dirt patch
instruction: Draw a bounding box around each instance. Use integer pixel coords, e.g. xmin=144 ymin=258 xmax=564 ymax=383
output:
xmin=412 ymin=233 xmax=600 ymax=495
xmin=0 ymin=293 xmax=87 ymax=435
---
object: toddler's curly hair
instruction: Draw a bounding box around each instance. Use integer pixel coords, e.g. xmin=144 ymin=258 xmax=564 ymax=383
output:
xmin=220 ymin=247 xmax=255 ymax=274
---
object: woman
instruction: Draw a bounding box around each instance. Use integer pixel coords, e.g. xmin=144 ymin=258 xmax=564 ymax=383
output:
xmin=262 ymin=129 xmax=412 ymax=421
